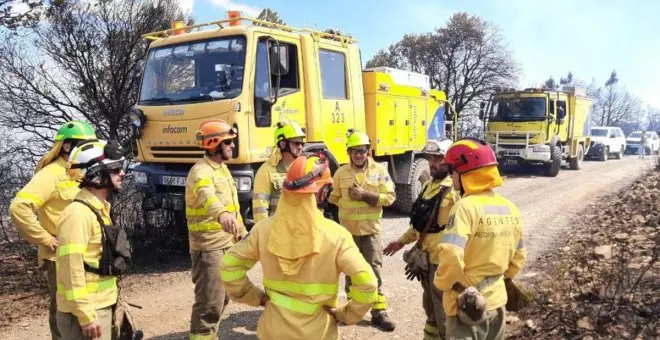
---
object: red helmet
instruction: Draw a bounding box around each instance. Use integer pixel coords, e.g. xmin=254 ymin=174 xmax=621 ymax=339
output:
xmin=445 ymin=138 xmax=498 ymax=174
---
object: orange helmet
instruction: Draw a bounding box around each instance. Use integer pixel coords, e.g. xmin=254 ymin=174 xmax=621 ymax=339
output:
xmin=196 ymin=120 xmax=237 ymax=150
xmin=283 ymin=152 xmax=332 ymax=194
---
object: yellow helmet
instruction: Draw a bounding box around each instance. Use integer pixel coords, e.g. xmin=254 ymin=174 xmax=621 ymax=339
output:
xmin=346 ymin=129 xmax=370 ymax=149
xmin=274 ymin=120 xmax=306 ymax=145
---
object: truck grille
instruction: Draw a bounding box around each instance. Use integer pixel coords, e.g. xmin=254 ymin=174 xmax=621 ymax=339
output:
xmin=150 ymin=146 xmax=204 ymax=159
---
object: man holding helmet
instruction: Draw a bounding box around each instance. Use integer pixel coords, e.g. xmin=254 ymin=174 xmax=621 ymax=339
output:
xmin=185 ymin=119 xmax=248 ymax=339
xmin=383 ymin=138 xmax=457 ymax=340
xmin=9 ymin=120 xmax=97 ymax=340
xmin=328 ymin=129 xmax=396 ymax=331
xmin=433 ymin=138 xmax=526 ymax=339
xmin=55 ymin=139 xmax=129 ymax=340
xmin=252 ymin=120 xmax=306 ymax=223
xmin=221 ymin=152 xmax=378 ymax=340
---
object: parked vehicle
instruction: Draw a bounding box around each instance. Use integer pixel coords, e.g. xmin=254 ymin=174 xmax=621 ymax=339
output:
xmin=625 ymin=131 xmax=660 ymax=155
xmin=585 ymin=126 xmax=626 ymax=161
xmin=479 ymin=86 xmax=593 ymax=177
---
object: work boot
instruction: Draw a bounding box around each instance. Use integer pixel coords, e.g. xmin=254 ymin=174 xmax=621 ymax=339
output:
xmin=371 ymin=310 xmax=396 ymax=331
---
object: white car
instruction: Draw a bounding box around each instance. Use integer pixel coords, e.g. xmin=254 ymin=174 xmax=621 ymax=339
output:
xmin=586 ymin=126 xmax=626 ymax=161
xmin=625 ymin=131 xmax=660 ymax=155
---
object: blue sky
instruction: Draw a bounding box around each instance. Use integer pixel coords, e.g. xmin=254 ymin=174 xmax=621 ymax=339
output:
xmin=183 ymin=0 xmax=660 ymax=108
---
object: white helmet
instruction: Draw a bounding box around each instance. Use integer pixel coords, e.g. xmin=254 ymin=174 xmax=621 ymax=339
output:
xmin=422 ymin=138 xmax=453 ymax=156
xmin=69 ymin=139 xmax=126 ymax=182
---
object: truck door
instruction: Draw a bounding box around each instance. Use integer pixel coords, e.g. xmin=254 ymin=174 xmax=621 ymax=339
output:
xmin=251 ymin=34 xmax=305 ymax=159
xmin=317 ymin=47 xmax=355 ymax=162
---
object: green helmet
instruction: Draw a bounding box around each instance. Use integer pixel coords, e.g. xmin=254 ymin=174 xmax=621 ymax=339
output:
xmin=274 ymin=120 xmax=306 ymax=145
xmin=346 ymin=129 xmax=371 ymax=149
xmin=55 ymin=120 xmax=97 ymax=142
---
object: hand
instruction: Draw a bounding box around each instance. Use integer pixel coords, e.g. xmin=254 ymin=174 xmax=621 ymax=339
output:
xmin=81 ymin=319 xmax=102 ymax=339
xmin=404 ymin=262 xmax=424 ymax=281
xmin=218 ymin=212 xmax=238 ymax=235
xmin=383 ymin=241 xmax=405 ymax=256
xmin=47 ymin=237 xmax=59 ymax=252
xmin=259 ymin=294 xmax=269 ymax=307
xmin=348 ymin=183 xmax=364 ymax=201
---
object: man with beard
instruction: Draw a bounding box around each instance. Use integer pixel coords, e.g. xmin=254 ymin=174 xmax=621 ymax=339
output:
xmin=55 ymin=139 xmax=129 ymax=340
xmin=185 ymin=120 xmax=248 ymax=340
xmin=328 ymin=129 xmax=397 ymax=331
xmin=252 ymin=120 xmax=306 ymax=223
xmin=383 ymin=138 xmax=457 ymax=340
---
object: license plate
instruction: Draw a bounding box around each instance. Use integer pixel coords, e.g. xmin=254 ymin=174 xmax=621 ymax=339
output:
xmin=504 ymin=159 xmax=518 ymax=165
xmin=161 ymin=176 xmax=186 ymax=187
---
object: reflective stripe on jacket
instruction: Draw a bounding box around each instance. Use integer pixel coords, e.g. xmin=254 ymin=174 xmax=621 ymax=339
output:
xmin=433 ymin=190 xmax=526 ymax=316
xmin=9 ymin=157 xmax=80 ymax=266
xmin=221 ymin=218 xmax=378 ymax=340
xmin=55 ymin=189 xmax=117 ymax=326
xmin=185 ymin=155 xmax=246 ymax=251
xmin=252 ymin=161 xmax=288 ymax=223
xmin=327 ymin=159 xmax=395 ymax=235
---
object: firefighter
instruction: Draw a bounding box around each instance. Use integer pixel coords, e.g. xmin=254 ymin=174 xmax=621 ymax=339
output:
xmin=433 ymin=138 xmax=527 ymax=339
xmin=221 ymin=152 xmax=378 ymax=340
xmin=185 ymin=119 xmax=248 ymax=340
xmin=252 ymin=120 xmax=306 ymax=222
xmin=383 ymin=138 xmax=456 ymax=340
xmin=55 ymin=139 xmax=130 ymax=340
xmin=327 ymin=129 xmax=397 ymax=331
xmin=8 ymin=120 xmax=97 ymax=340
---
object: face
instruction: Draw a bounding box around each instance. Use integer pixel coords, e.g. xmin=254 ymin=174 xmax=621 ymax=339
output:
xmin=428 ymin=154 xmax=449 ymax=179
xmin=109 ymin=168 xmax=126 ymax=190
xmin=219 ymin=139 xmax=235 ymax=159
xmin=283 ymin=137 xmax=305 ymax=157
xmin=349 ymin=146 xmax=369 ymax=167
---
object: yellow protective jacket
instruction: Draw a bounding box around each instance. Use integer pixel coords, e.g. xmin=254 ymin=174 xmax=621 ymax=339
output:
xmin=252 ymin=151 xmax=288 ymax=223
xmin=398 ymin=176 xmax=458 ymax=265
xmin=432 ymin=190 xmax=526 ymax=316
xmin=185 ymin=155 xmax=247 ymax=251
xmin=221 ymin=195 xmax=378 ymax=340
xmin=8 ymin=156 xmax=80 ymax=266
xmin=55 ymin=189 xmax=118 ymax=326
xmin=327 ymin=159 xmax=395 ymax=236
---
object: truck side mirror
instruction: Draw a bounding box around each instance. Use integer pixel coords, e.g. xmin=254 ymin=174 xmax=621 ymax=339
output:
xmin=479 ymin=102 xmax=486 ymax=121
xmin=269 ymin=44 xmax=289 ymax=76
xmin=444 ymin=101 xmax=450 ymax=117
xmin=557 ymin=106 xmax=566 ymax=124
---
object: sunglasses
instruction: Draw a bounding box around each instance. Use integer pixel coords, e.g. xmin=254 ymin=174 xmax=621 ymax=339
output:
xmin=289 ymin=141 xmax=305 ymax=147
xmin=350 ymin=148 xmax=368 ymax=155
xmin=108 ymin=168 xmax=123 ymax=174
xmin=222 ymin=139 xmax=234 ymax=146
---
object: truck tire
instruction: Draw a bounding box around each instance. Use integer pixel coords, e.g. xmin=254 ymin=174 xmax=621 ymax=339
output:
xmin=599 ymin=146 xmax=608 ymax=162
xmin=544 ymin=144 xmax=561 ymax=177
xmin=393 ymin=157 xmax=430 ymax=214
xmin=569 ymin=144 xmax=584 ymax=170
xmin=615 ymin=145 xmax=623 ymax=159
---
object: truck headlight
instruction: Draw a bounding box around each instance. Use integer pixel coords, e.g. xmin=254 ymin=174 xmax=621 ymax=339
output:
xmin=133 ymin=171 xmax=148 ymax=184
xmin=234 ymin=177 xmax=252 ymax=191
xmin=533 ymin=145 xmax=550 ymax=153
xmin=129 ymin=107 xmax=146 ymax=128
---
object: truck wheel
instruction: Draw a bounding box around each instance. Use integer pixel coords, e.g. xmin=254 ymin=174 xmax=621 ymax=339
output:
xmin=544 ymin=144 xmax=561 ymax=177
xmin=599 ymin=146 xmax=608 ymax=162
xmin=615 ymin=145 xmax=623 ymax=159
xmin=569 ymin=144 xmax=584 ymax=170
xmin=393 ymin=157 xmax=430 ymax=214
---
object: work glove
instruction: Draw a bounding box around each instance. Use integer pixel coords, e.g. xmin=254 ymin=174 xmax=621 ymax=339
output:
xmin=402 ymin=246 xmax=429 ymax=281
xmin=348 ymin=183 xmax=380 ymax=206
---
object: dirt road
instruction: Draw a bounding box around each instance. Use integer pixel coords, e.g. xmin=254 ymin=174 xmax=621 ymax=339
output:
xmin=2 ymin=156 xmax=655 ymax=340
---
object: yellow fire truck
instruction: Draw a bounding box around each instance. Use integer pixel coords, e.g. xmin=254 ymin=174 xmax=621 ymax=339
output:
xmin=479 ymin=86 xmax=593 ymax=177
xmin=129 ymin=13 xmax=457 ymax=226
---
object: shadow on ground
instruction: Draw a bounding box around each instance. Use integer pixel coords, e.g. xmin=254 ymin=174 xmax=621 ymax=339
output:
xmin=148 ymin=310 xmax=260 ymax=339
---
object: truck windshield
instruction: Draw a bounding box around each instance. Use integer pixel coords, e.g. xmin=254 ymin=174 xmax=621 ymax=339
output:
xmin=490 ymin=97 xmax=547 ymax=122
xmin=139 ymin=36 xmax=247 ymax=105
